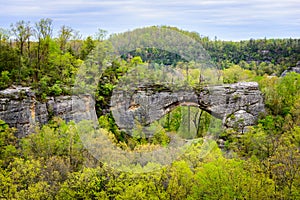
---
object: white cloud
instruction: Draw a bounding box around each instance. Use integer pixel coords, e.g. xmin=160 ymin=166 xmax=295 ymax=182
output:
xmin=0 ymin=0 xmax=299 ymax=40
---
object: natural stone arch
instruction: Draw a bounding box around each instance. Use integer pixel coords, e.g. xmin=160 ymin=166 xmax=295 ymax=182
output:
xmin=110 ymin=82 xmax=265 ymax=136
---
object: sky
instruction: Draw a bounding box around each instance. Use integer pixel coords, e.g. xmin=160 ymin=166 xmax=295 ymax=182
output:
xmin=0 ymin=0 xmax=299 ymax=41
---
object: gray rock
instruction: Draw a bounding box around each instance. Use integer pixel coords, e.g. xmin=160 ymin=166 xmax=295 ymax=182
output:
xmin=0 ymin=82 xmax=265 ymax=138
xmin=111 ymin=82 xmax=265 ymax=136
xmin=281 ymin=61 xmax=300 ymax=77
xmin=0 ymin=87 xmax=97 ymax=137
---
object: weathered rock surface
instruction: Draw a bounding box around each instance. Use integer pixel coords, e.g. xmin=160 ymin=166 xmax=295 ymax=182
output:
xmin=281 ymin=61 xmax=300 ymax=77
xmin=0 ymin=87 xmax=97 ymax=137
xmin=1 ymin=82 xmax=265 ymax=138
xmin=111 ymin=82 xmax=265 ymax=136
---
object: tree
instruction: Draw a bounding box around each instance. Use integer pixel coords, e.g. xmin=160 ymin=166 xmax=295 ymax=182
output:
xmin=190 ymin=156 xmax=275 ymax=199
xmin=0 ymin=40 xmax=19 ymax=81
xmin=33 ymin=18 xmax=53 ymax=82
xmin=10 ymin=20 xmax=32 ymax=83
xmin=58 ymin=25 xmax=73 ymax=53
xmin=10 ymin=20 xmax=32 ymax=57
xmin=0 ymin=28 xmax=9 ymax=46
xmin=0 ymin=71 xmax=11 ymax=89
xmin=0 ymin=120 xmax=17 ymax=168
xmin=57 ymin=167 xmax=109 ymax=199
xmin=70 ymin=30 xmax=82 ymax=57
xmin=4 ymin=158 xmax=49 ymax=199
xmin=34 ymin=18 xmax=52 ymax=40
xmin=105 ymin=171 xmax=167 ymax=200
xmin=269 ymin=132 xmax=300 ymax=199
xmin=260 ymin=72 xmax=300 ymax=116
xmin=167 ymin=161 xmax=193 ymax=200
xmin=94 ymin=28 xmax=108 ymax=42
xmin=79 ymin=36 xmax=95 ymax=60
xmin=21 ymin=118 xmax=85 ymax=171
xmin=223 ymin=64 xmax=255 ymax=84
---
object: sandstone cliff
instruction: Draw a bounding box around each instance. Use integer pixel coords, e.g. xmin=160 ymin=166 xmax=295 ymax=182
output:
xmin=1 ymin=82 xmax=265 ymax=138
xmin=0 ymin=86 xmax=97 ymax=137
xmin=111 ymin=82 xmax=265 ymax=136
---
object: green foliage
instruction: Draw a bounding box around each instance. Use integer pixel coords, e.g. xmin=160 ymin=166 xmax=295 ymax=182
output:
xmin=79 ymin=36 xmax=95 ymax=60
xmin=0 ymin=115 xmax=299 ymax=199
xmin=128 ymin=47 xmax=186 ymax=66
xmin=203 ymin=37 xmax=300 ymax=73
xmin=223 ymin=64 xmax=256 ymax=83
xmin=153 ymin=131 xmax=170 ymax=147
xmin=0 ymin=44 xmax=19 ymax=81
xmin=190 ymin=157 xmax=274 ymax=199
xmin=21 ymin=118 xmax=85 ymax=170
xmin=162 ymin=107 xmax=182 ymax=132
xmin=132 ymin=121 xmax=146 ymax=143
xmin=57 ymin=167 xmax=109 ymax=199
xmin=96 ymin=59 xmax=128 ymax=116
xmin=160 ymin=106 xmax=221 ymax=139
xmin=49 ymin=82 xmax=63 ymax=96
xmin=0 ymin=71 xmax=11 ymax=89
xmin=0 ymin=120 xmax=17 ymax=168
xmin=259 ymin=72 xmax=300 ymax=116
xmin=130 ymin=56 xmax=143 ymax=66
xmin=166 ymin=161 xmax=194 ymax=200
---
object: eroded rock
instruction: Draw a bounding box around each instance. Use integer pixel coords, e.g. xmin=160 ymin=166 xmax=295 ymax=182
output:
xmin=111 ymin=82 xmax=265 ymax=136
xmin=1 ymin=82 xmax=265 ymax=138
xmin=281 ymin=61 xmax=300 ymax=77
xmin=0 ymin=87 xmax=97 ymax=137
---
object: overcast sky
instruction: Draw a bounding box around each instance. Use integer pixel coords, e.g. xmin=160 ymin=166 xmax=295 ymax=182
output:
xmin=0 ymin=0 xmax=299 ymax=40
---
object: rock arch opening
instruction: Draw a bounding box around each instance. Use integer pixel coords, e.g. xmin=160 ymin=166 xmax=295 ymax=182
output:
xmin=110 ymin=82 xmax=265 ymax=137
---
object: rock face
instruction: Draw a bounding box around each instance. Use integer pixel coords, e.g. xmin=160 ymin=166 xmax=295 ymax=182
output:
xmin=281 ymin=61 xmax=300 ymax=77
xmin=1 ymin=82 xmax=265 ymax=138
xmin=0 ymin=87 xmax=97 ymax=137
xmin=111 ymin=82 xmax=265 ymax=135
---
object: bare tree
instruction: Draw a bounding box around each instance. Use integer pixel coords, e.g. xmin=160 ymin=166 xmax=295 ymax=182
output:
xmin=10 ymin=20 xmax=32 ymax=57
xmin=94 ymin=28 xmax=107 ymax=42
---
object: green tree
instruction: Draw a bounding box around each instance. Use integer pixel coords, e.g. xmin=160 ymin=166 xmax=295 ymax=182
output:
xmin=166 ymin=161 xmax=193 ymax=200
xmin=79 ymin=36 xmax=95 ymax=60
xmin=0 ymin=71 xmax=11 ymax=89
xmin=190 ymin=156 xmax=274 ymax=199
xmin=57 ymin=167 xmax=109 ymax=199
xmin=268 ymin=130 xmax=300 ymax=199
xmin=10 ymin=20 xmax=32 ymax=83
xmin=106 ymin=171 xmax=168 ymax=200
xmin=21 ymin=118 xmax=85 ymax=171
xmin=260 ymin=72 xmax=300 ymax=116
xmin=58 ymin=25 xmax=73 ymax=53
xmin=33 ymin=18 xmax=53 ymax=83
xmin=0 ymin=120 xmax=17 ymax=168
xmin=223 ymin=64 xmax=255 ymax=83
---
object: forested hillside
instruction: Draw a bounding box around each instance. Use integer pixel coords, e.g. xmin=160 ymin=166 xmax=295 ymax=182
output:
xmin=0 ymin=19 xmax=300 ymax=199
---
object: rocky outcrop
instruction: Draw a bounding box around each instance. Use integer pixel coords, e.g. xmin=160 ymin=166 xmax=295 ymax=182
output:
xmin=1 ymin=82 xmax=265 ymax=138
xmin=281 ymin=61 xmax=300 ymax=77
xmin=111 ymin=82 xmax=265 ymax=136
xmin=0 ymin=87 xmax=97 ymax=137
